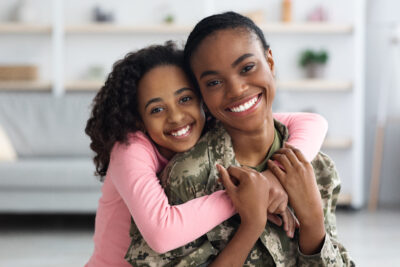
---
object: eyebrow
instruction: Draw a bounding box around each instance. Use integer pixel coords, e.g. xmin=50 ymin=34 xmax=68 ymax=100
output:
xmin=232 ymin=53 xmax=254 ymax=68
xmin=144 ymin=87 xmax=193 ymax=109
xmin=199 ymin=53 xmax=255 ymax=79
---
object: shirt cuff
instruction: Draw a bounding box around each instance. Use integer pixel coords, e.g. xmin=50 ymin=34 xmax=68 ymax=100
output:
xmin=297 ymin=234 xmax=343 ymax=266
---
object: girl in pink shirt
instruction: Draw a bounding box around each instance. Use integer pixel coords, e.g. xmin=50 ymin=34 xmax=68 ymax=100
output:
xmin=84 ymin=42 xmax=327 ymax=267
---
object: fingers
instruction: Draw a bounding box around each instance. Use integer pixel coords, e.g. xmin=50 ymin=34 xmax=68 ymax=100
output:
xmin=280 ymin=209 xmax=289 ymax=232
xmin=267 ymin=213 xmax=282 ymax=226
xmin=273 ymin=148 xmax=302 ymax=171
xmin=268 ymin=160 xmax=286 ymax=182
xmin=271 ymin=152 xmax=292 ymax=171
xmin=227 ymin=165 xmax=258 ymax=182
xmin=281 ymin=209 xmax=296 ymax=238
xmin=216 ymin=164 xmax=236 ymax=193
xmin=285 ymin=143 xmax=309 ymax=163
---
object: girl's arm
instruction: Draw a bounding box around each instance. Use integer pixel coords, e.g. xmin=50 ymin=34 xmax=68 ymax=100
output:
xmin=109 ymin=132 xmax=236 ymax=254
xmin=111 ymin=113 xmax=327 ymax=254
xmin=273 ymin=112 xmax=328 ymax=161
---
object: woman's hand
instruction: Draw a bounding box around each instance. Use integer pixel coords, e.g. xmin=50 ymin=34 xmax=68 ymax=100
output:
xmin=210 ymin=164 xmax=269 ymax=267
xmin=268 ymin=143 xmax=325 ymax=254
xmin=262 ymin=169 xmax=299 ymax=238
xmin=217 ymin=164 xmax=269 ymax=227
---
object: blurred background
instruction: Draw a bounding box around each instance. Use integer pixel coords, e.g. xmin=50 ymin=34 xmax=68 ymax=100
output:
xmin=0 ymin=0 xmax=399 ymax=266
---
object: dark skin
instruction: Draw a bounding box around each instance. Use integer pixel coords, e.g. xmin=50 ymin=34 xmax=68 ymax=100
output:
xmin=210 ymin=165 xmax=270 ymax=267
xmin=191 ymin=28 xmax=326 ymax=259
xmin=269 ymin=143 xmax=325 ymax=254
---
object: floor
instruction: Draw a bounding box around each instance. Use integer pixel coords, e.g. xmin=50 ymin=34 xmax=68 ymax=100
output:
xmin=0 ymin=208 xmax=399 ymax=267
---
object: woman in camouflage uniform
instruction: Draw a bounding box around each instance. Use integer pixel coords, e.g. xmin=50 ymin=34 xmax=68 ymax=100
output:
xmin=126 ymin=11 xmax=355 ymax=266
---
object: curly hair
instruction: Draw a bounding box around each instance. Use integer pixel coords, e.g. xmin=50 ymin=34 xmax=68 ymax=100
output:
xmin=85 ymin=41 xmax=184 ymax=179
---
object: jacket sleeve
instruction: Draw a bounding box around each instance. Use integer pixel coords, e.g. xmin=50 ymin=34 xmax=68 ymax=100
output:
xmin=297 ymin=152 xmax=355 ymax=266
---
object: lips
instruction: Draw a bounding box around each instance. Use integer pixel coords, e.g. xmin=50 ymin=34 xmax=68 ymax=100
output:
xmin=167 ymin=123 xmax=193 ymax=138
xmin=226 ymin=93 xmax=261 ymax=114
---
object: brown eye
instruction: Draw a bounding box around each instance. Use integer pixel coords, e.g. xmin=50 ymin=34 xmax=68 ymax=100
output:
xmin=179 ymin=96 xmax=192 ymax=103
xmin=241 ymin=64 xmax=255 ymax=73
xmin=207 ymin=80 xmax=222 ymax=87
xmin=150 ymin=107 xmax=164 ymax=114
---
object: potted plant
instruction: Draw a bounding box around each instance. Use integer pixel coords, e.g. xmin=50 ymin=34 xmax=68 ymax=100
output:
xmin=299 ymin=49 xmax=329 ymax=78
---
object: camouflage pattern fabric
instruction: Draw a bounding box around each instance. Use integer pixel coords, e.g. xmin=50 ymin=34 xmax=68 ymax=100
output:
xmin=125 ymin=120 xmax=355 ymax=267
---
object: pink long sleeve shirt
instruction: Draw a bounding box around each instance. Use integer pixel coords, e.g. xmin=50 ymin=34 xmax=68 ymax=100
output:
xmin=85 ymin=112 xmax=328 ymax=267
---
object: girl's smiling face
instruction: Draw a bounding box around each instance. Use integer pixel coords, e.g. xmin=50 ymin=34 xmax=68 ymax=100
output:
xmin=190 ymin=28 xmax=276 ymax=136
xmin=137 ymin=65 xmax=206 ymax=159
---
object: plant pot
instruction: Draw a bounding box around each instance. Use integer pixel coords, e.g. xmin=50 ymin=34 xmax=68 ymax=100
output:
xmin=305 ymin=63 xmax=326 ymax=79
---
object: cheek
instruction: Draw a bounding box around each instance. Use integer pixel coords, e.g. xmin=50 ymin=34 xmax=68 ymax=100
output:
xmin=143 ymin=117 xmax=163 ymax=139
xmin=200 ymin=89 xmax=221 ymax=112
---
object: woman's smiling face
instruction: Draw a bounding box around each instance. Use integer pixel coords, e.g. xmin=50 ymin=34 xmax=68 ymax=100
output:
xmin=137 ymin=65 xmax=205 ymax=159
xmin=190 ymin=28 xmax=276 ymax=135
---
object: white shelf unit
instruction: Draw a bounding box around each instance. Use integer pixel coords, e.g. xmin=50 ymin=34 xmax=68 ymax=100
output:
xmin=0 ymin=0 xmax=365 ymax=208
xmin=0 ymin=81 xmax=51 ymax=91
xmin=0 ymin=23 xmax=52 ymax=33
xmin=64 ymin=22 xmax=353 ymax=35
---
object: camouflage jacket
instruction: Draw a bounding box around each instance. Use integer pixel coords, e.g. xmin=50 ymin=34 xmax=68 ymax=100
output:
xmin=125 ymin=120 xmax=355 ymax=267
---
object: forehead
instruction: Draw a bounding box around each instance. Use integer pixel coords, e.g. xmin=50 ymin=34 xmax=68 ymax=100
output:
xmin=191 ymin=29 xmax=264 ymax=68
xmin=138 ymin=65 xmax=190 ymax=99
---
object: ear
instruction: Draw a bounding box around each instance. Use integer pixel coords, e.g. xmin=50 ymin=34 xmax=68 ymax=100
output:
xmin=265 ymin=49 xmax=275 ymax=76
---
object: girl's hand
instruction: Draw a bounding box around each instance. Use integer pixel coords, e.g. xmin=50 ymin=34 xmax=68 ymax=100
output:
xmin=268 ymin=143 xmax=323 ymax=227
xmin=216 ymin=164 xmax=269 ymax=228
xmin=262 ymin=170 xmax=299 ymax=237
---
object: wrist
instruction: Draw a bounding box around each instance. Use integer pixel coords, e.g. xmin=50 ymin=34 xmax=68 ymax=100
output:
xmin=240 ymin=218 xmax=266 ymax=237
xmin=298 ymin=207 xmax=324 ymax=228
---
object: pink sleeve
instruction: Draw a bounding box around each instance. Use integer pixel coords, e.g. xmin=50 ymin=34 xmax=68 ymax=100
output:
xmin=108 ymin=135 xmax=235 ymax=254
xmin=272 ymin=112 xmax=328 ymax=161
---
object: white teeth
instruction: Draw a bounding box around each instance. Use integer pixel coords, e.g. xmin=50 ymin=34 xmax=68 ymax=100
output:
xmin=230 ymin=96 xmax=258 ymax=113
xmin=171 ymin=125 xmax=191 ymax=137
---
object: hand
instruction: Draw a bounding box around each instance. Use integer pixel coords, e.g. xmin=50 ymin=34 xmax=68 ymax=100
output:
xmin=261 ymin=170 xmax=299 ymax=237
xmin=217 ymin=164 xmax=269 ymax=228
xmin=268 ymin=208 xmax=299 ymax=238
xmin=268 ymin=143 xmax=323 ymax=226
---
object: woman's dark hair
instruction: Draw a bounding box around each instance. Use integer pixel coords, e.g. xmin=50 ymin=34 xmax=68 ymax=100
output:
xmin=85 ymin=41 xmax=184 ymax=179
xmin=183 ymin=11 xmax=270 ymax=87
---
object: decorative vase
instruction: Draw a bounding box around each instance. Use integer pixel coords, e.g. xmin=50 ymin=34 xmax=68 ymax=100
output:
xmin=305 ymin=63 xmax=326 ymax=79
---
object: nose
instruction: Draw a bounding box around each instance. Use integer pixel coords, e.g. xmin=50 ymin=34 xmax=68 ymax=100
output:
xmin=167 ymin=106 xmax=185 ymax=124
xmin=225 ymin=76 xmax=248 ymax=99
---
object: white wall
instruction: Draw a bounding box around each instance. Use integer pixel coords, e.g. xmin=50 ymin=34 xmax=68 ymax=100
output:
xmin=365 ymin=0 xmax=400 ymax=206
xmin=3 ymin=0 xmax=400 ymax=206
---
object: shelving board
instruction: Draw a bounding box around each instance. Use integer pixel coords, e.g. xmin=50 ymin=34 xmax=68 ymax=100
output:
xmin=65 ymin=79 xmax=352 ymax=92
xmin=66 ymin=24 xmax=191 ymax=34
xmin=277 ymin=80 xmax=352 ymax=91
xmin=337 ymin=193 xmax=352 ymax=206
xmin=260 ymin=22 xmax=353 ymax=34
xmin=65 ymin=22 xmax=353 ymax=35
xmin=65 ymin=80 xmax=104 ymax=91
xmin=0 ymin=23 xmax=51 ymax=34
xmin=322 ymin=137 xmax=353 ymax=150
xmin=0 ymin=81 xmax=52 ymax=91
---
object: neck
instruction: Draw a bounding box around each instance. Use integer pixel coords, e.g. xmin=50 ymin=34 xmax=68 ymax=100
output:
xmin=157 ymin=145 xmax=176 ymax=160
xmin=227 ymin=118 xmax=275 ymax=167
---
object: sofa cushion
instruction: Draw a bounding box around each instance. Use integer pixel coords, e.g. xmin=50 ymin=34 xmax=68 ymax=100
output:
xmin=0 ymin=157 xmax=101 ymax=188
xmin=0 ymin=92 xmax=96 ymax=157
xmin=0 ymin=124 xmax=17 ymax=161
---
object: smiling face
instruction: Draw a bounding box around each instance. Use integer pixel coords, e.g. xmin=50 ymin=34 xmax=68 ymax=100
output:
xmin=137 ymin=65 xmax=206 ymax=159
xmin=190 ymin=28 xmax=276 ymax=136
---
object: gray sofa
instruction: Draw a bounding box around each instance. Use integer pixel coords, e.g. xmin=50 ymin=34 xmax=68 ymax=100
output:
xmin=0 ymin=92 xmax=102 ymax=213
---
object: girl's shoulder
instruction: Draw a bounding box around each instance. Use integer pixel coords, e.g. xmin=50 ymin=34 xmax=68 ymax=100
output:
xmin=112 ymin=131 xmax=167 ymax=164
